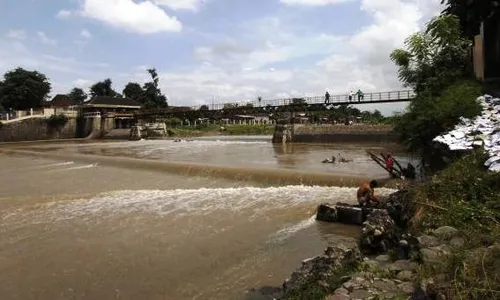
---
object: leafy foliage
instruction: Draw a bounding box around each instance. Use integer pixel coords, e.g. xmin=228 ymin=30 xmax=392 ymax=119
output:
xmin=0 ymin=68 xmax=51 ymax=110
xmin=122 ymin=82 xmax=144 ymax=102
xmin=390 ymin=15 xmax=472 ymax=95
xmin=394 ymin=80 xmax=482 ymax=168
xmin=89 ymin=78 xmax=119 ymax=98
xmin=68 ymin=87 xmax=87 ymax=104
xmin=142 ymin=68 xmax=168 ymax=109
xmin=199 ymin=105 xmax=209 ymax=111
xmin=46 ymin=114 xmax=69 ymax=128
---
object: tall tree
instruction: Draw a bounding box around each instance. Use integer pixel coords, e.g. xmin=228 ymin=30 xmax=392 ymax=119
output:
xmin=68 ymin=87 xmax=87 ymax=104
xmin=390 ymin=14 xmax=472 ymax=95
xmin=123 ymin=82 xmax=144 ymax=101
xmin=142 ymin=68 xmax=168 ymax=108
xmin=0 ymin=67 xmax=51 ymax=110
xmin=89 ymin=78 xmax=118 ymax=98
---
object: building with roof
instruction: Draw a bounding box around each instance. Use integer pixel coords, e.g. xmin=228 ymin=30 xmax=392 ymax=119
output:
xmin=43 ymin=94 xmax=79 ymax=117
xmin=81 ymin=96 xmax=142 ymax=129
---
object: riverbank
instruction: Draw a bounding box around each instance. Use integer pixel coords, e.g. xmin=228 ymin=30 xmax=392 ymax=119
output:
xmin=276 ymin=150 xmax=500 ymax=300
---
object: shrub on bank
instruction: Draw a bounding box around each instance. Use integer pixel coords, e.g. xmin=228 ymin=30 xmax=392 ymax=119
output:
xmin=46 ymin=114 xmax=69 ymax=128
xmin=408 ymin=150 xmax=500 ymax=300
xmin=394 ymin=80 xmax=482 ymax=171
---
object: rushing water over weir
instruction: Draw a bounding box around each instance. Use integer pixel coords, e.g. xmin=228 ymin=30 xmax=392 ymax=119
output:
xmin=0 ymin=137 xmax=404 ymax=299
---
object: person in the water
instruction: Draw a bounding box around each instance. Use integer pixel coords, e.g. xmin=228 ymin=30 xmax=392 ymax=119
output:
xmin=357 ymin=180 xmax=379 ymax=206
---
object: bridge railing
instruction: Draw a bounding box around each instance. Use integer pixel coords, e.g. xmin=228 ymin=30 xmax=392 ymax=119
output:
xmin=190 ymin=90 xmax=415 ymax=110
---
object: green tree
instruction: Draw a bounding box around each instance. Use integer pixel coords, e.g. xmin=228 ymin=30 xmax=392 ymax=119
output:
xmin=68 ymin=87 xmax=87 ymax=104
xmin=142 ymin=68 xmax=168 ymax=109
xmin=390 ymin=15 xmax=472 ymax=95
xmin=199 ymin=104 xmax=209 ymax=111
xmin=89 ymin=78 xmax=118 ymax=98
xmin=0 ymin=67 xmax=51 ymax=110
xmin=123 ymin=82 xmax=144 ymax=101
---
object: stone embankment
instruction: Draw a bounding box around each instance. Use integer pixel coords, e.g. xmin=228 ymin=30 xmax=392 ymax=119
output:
xmin=276 ymin=189 xmax=496 ymax=300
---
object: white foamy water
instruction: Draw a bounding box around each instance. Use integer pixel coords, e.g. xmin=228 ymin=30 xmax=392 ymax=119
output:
xmin=3 ymin=186 xmax=396 ymax=225
xmin=269 ymin=214 xmax=318 ymax=243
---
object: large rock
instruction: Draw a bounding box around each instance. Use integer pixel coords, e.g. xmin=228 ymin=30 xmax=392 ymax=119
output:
xmin=316 ymin=204 xmax=338 ymax=222
xmin=379 ymin=189 xmax=414 ymax=229
xmin=359 ymin=210 xmax=401 ymax=254
xmin=433 ymin=226 xmax=459 ymax=239
xmin=336 ymin=204 xmax=364 ymax=225
xmin=282 ymin=245 xmax=361 ymax=298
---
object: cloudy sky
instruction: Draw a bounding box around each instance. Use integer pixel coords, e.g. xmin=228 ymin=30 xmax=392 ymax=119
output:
xmin=0 ymin=0 xmax=443 ymax=115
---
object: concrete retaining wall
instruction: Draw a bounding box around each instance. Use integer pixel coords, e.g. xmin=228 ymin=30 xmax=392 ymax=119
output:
xmin=291 ymin=124 xmax=398 ymax=143
xmin=0 ymin=118 xmax=78 ymax=143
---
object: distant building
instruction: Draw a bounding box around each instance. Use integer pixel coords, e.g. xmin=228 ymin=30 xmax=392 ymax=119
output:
xmin=81 ymin=96 xmax=141 ymax=129
xmin=43 ymin=94 xmax=79 ymax=117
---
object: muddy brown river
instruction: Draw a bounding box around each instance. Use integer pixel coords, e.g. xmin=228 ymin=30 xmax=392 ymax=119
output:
xmin=0 ymin=137 xmax=407 ymax=299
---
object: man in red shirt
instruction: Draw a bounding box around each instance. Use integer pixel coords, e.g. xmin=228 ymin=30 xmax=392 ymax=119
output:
xmin=385 ymin=154 xmax=394 ymax=173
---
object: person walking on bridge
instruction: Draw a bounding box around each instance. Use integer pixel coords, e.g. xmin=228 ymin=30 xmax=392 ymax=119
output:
xmin=357 ymin=89 xmax=364 ymax=102
xmin=324 ymin=91 xmax=330 ymax=104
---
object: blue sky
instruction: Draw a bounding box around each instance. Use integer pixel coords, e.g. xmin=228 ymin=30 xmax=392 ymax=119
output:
xmin=0 ymin=0 xmax=443 ymax=115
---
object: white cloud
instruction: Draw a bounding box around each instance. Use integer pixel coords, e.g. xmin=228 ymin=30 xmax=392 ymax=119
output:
xmin=280 ymin=0 xmax=353 ymax=5
xmin=5 ymin=29 xmax=26 ymax=40
xmin=37 ymin=31 xmax=57 ymax=45
xmin=73 ymin=79 xmax=91 ymax=88
xmin=80 ymin=29 xmax=92 ymax=39
xmin=80 ymin=0 xmax=182 ymax=34
xmin=153 ymin=0 xmax=205 ymax=11
xmin=56 ymin=9 xmax=72 ymax=19
xmin=0 ymin=0 xmax=445 ymax=115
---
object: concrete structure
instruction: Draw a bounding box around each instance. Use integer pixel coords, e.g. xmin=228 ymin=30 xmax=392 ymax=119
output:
xmin=472 ymin=13 xmax=500 ymax=82
xmin=137 ymin=90 xmax=415 ymax=121
xmin=272 ymin=123 xmax=397 ymax=144
xmin=81 ymin=96 xmax=141 ymax=129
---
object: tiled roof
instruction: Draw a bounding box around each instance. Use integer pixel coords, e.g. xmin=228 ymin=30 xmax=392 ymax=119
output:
xmin=46 ymin=94 xmax=78 ymax=107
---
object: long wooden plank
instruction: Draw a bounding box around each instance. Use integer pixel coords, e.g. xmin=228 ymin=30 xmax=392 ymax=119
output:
xmin=367 ymin=151 xmax=402 ymax=177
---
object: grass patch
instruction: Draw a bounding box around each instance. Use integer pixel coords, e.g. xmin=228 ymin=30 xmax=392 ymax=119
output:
xmin=407 ymin=150 xmax=500 ymax=299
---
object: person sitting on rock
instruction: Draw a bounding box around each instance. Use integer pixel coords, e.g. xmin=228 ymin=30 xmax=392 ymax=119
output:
xmin=357 ymin=180 xmax=379 ymax=207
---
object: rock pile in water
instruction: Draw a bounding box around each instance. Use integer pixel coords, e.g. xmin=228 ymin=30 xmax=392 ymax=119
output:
xmin=433 ymin=94 xmax=500 ymax=171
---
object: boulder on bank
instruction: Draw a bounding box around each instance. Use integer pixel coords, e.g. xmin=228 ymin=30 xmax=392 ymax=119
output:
xmin=282 ymin=245 xmax=361 ymax=298
xmin=316 ymin=203 xmax=338 ymax=222
xmin=359 ymin=210 xmax=401 ymax=254
xmin=316 ymin=203 xmax=386 ymax=225
xmin=378 ymin=189 xmax=414 ymax=229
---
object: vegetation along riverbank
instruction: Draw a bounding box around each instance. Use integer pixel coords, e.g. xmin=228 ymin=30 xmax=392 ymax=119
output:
xmin=272 ymin=4 xmax=500 ymax=300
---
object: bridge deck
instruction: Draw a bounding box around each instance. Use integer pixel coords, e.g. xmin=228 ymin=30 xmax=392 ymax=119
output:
xmin=137 ymin=90 xmax=415 ymax=117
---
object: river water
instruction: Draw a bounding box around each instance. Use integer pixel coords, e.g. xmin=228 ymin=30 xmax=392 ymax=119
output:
xmin=0 ymin=136 xmax=408 ymax=300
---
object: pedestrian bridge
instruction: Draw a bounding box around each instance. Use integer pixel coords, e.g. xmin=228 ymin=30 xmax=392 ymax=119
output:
xmin=136 ymin=90 xmax=416 ymax=118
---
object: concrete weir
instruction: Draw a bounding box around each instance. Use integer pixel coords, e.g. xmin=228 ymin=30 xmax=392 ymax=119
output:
xmin=272 ymin=123 xmax=398 ymax=144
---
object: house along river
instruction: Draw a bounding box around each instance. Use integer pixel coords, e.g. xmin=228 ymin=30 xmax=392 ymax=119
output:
xmin=0 ymin=136 xmax=412 ymax=300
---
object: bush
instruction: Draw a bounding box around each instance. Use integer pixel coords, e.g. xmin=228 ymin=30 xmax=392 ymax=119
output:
xmin=394 ymin=80 xmax=482 ymax=171
xmin=164 ymin=117 xmax=182 ymax=127
xmin=410 ymin=150 xmax=500 ymax=231
xmin=46 ymin=114 xmax=69 ymax=128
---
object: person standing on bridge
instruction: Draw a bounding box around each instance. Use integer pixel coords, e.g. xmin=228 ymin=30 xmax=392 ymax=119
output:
xmin=349 ymin=90 xmax=354 ymax=102
xmin=357 ymin=89 xmax=364 ymax=102
xmin=324 ymin=91 xmax=330 ymax=104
